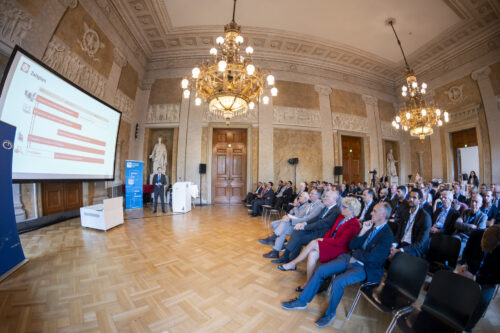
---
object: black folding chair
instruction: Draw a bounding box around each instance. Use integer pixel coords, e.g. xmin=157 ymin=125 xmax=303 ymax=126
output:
xmin=346 ymin=252 xmax=429 ymax=333
xmin=427 ymin=234 xmax=461 ymax=274
xmin=396 ymin=270 xmax=481 ymax=333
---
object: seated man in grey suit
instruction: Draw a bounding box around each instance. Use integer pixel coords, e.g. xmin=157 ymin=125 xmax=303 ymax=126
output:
xmin=453 ymin=193 xmax=488 ymax=256
xmin=259 ymin=190 xmax=325 ymax=258
xmin=272 ymin=190 xmax=341 ymax=263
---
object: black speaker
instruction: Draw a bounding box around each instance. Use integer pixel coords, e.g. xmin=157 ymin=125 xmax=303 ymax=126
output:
xmin=334 ymin=166 xmax=343 ymax=176
xmin=288 ymin=158 xmax=299 ymax=165
xmin=199 ymin=163 xmax=207 ymax=174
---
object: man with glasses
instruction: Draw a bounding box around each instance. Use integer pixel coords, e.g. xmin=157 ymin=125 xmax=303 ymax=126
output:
xmin=481 ymin=190 xmax=498 ymax=227
xmin=453 ymin=194 xmax=487 ymax=256
xmin=431 ymin=190 xmax=461 ymax=235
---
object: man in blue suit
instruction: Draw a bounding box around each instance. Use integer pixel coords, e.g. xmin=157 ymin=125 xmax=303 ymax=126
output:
xmin=152 ymin=167 xmax=167 ymax=213
xmin=281 ymin=202 xmax=394 ymax=328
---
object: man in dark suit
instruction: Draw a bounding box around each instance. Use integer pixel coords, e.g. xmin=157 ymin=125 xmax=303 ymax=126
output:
xmin=282 ymin=202 xmax=394 ymax=327
xmin=458 ymin=226 xmax=500 ymax=331
xmin=272 ymin=190 xmax=341 ymax=263
xmin=453 ymin=183 xmax=467 ymax=203
xmin=250 ymin=182 xmax=275 ymax=217
xmin=378 ymin=187 xmax=390 ymax=204
xmin=431 ymin=190 xmax=460 ymax=235
xmin=389 ymin=188 xmax=431 ymax=258
xmin=244 ymin=181 xmax=263 ymax=204
xmin=358 ymin=189 xmax=376 ymax=223
xmin=152 ymin=167 xmax=167 ymax=213
xmin=453 ymin=194 xmax=487 ymax=256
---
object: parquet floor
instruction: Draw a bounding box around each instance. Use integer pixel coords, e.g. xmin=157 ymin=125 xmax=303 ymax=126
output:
xmin=0 ymin=205 xmax=498 ymax=332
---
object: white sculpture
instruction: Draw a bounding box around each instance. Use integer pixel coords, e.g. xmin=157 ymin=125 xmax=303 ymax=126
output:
xmin=386 ymin=149 xmax=398 ymax=177
xmin=149 ymin=137 xmax=168 ymax=173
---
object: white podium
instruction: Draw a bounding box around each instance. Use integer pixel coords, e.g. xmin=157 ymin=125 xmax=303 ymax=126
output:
xmin=172 ymin=182 xmax=192 ymax=213
xmin=80 ymin=197 xmax=124 ymax=231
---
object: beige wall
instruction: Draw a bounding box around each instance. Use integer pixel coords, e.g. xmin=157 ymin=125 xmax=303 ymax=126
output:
xmin=273 ymin=80 xmax=319 ymax=109
xmin=330 ymin=88 xmax=366 ymax=117
xmin=273 ymin=129 xmax=322 ymax=185
xmin=434 ymin=74 xmax=482 ymax=111
xmin=18 ymin=0 xmax=47 ymax=17
xmin=489 ymin=60 xmax=500 ymax=96
xmin=410 ymin=137 xmax=432 ymax=182
xmin=149 ymin=78 xmax=182 ymax=105
xmin=378 ymin=99 xmax=396 ymax=122
xmin=118 ymin=63 xmax=138 ymax=100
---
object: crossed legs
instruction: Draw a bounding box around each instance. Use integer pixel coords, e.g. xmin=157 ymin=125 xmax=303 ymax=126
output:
xmin=281 ymin=239 xmax=320 ymax=288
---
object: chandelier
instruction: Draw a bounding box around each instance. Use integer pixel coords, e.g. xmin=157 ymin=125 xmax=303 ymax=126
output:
xmin=181 ymin=0 xmax=277 ymax=125
xmin=387 ymin=19 xmax=449 ymax=140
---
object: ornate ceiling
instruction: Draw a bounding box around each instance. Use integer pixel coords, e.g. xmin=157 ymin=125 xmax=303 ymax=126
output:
xmin=107 ymin=0 xmax=500 ymax=92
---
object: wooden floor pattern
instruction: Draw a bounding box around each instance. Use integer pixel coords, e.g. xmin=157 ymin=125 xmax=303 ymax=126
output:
xmin=1 ymin=205 xmax=499 ymax=332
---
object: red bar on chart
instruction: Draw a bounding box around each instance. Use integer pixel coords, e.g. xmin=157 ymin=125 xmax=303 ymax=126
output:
xmin=36 ymin=95 xmax=79 ymax=118
xmin=33 ymin=108 xmax=82 ymax=130
xmin=54 ymin=152 xmax=104 ymax=164
xmin=57 ymin=129 xmax=106 ymax=147
xmin=28 ymin=134 xmax=105 ymax=155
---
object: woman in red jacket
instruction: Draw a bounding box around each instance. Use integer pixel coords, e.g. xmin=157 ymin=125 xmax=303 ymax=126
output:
xmin=279 ymin=197 xmax=361 ymax=291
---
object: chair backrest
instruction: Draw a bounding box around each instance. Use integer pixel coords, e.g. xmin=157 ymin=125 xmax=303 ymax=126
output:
xmin=423 ymin=270 xmax=481 ymax=331
xmin=386 ymin=252 xmax=429 ymax=300
xmin=427 ymin=234 xmax=461 ymax=269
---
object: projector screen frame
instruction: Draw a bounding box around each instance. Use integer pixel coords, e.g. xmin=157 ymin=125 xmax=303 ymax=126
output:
xmin=0 ymin=45 xmax=122 ymax=183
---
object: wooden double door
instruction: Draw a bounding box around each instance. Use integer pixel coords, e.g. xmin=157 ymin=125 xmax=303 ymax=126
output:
xmin=212 ymin=129 xmax=247 ymax=204
xmin=342 ymin=135 xmax=363 ymax=184
xmin=42 ymin=182 xmax=82 ymax=215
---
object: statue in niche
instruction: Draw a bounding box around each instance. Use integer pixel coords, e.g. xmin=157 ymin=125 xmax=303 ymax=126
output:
xmin=149 ymin=137 xmax=168 ymax=173
xmin=386 ymin=149 xmax=398 ymax=178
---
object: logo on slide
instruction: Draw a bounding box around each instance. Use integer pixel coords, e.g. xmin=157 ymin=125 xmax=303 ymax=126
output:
xmin=2 ymin=140 xmax=13 ymax=150
xmin=20 ymin=62 xmax=30 ymax=73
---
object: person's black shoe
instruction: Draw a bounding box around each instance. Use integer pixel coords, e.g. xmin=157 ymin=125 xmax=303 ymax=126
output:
xmin=153 ymin=210 xmax=157 ymax=213
xmin=315 ymin=313 xmax=335 ymax=327
xmin=250 ymin=214 xmax=259 ymax=218
xmin=162 ymin=210 xmax=166 ymax=213
xmin=295 ymin=286 xmax=304 ymax=292
xmin=271 ymin=256 xmax=288 ymax=264
xmin=277 ymin=264 xmax=296 ymax=271
xmin=258 ymin=234 xmax=277 ymax=245
xmin=263 ymin=249 xmax=279 ymax=258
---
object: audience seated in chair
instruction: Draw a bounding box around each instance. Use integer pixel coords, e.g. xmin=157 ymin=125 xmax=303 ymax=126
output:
xmin=481 ymin=190 xmax=498 ymax=227
xmin=457 ymin=225 xmax=500 ymax=332
xmin=259 ymin=190 xmax=324 ymax=258
xmin=431 ymin=190 xmax=460 ymax=235
xmin=358 ymin=189 xmax=376 ymax=223
xmin=278 ymin=196 xmax=361 ymax=292
xmin=249 ymin=181 xmax=275 ymax=217
xmin=244 ymin=181 xmax=263 ymax=204
xmin=271 ymin=190 xmax=341 ymax=264
xmin=452 ymin=193 xmax=487 ymax=256
xmin=286 ymin=182 xmax=307 ymax=213
xmin=274 ymin=180 xmax=293 ymax=210
xmin=281 ymin=202 xmax=394 ymax=327
xmin=388 ymin=188 xmax=431 ymax=259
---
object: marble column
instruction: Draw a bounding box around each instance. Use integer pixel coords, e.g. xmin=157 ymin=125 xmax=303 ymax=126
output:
xmin=12 ymin=184 xmax=25 ymax=222
xmin=104 ymin=48 xmax=127 ymax=104
xmin=472 ymin=66 xmax=498 ymax=185
xmin=22 ymin=0 xmax=77 ymax=58
xmin=258 ymin=91 xmax=274 ymax=182
xmin=132 ymin=80 xmax=153 ymax=161
xmin=417 ymin=151 xmax=424 ymax=179
xmin=176 ymin=90 xmax=191 ymax=181
xmin=184 ymin=100 xmax=204 ymax=187
xmin=315 ymin=85 xmax=335 ymax=182
xmin=362 ymin=95 xmax=383 ymax=176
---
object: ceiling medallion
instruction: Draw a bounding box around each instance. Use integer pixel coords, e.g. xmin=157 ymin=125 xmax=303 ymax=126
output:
xmin=180 ymin=0 xmax=277 ymax=125
xmin=386 ymin=18 xmax=449 ymax=140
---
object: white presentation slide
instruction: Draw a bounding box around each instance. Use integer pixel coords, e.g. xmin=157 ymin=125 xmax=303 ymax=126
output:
xmin=0 ymin=48 xmax=121 ymax=180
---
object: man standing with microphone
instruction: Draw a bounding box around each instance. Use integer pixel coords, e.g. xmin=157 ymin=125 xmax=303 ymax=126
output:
xmin=153 ymin=167 xmax=167 ymax=213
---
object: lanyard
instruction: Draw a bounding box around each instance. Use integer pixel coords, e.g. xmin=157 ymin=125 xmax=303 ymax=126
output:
xmin=331 ymin=216 xmax=355 ymax=238
xmin=321 ymin=206 xmax=331 ymax=219
xmin=306 ymin=200 xmax=320 ymax=215
xmin=364 ymin=225 xmax=383 ymax=248
xmin=479 ymin=252 xmax=488 ymax=272
xmin=467 ymin=212 xmax=477 ymax=224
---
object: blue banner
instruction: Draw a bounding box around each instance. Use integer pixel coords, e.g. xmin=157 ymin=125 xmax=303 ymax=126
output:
xmin=125 ymin=160 xmax=143 ymax=210
xmin=0 ymin=121 xmax=27 ymax=279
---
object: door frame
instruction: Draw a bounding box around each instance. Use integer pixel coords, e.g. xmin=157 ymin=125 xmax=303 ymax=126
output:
xmin=338 ymin=132 xmax=368 ymax=184
xmin=206 ymin=124 xmax=253 ymax=204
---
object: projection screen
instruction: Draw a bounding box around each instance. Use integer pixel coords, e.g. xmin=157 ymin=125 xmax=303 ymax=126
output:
xmin=0 ymin=46 xmax=121 ymax=181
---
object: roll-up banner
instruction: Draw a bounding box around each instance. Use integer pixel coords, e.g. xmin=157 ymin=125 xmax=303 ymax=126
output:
xmin=125 ymin=160 xmax=143 ymax=210
xmin=0 ymin=121 xmax=28 ymax=282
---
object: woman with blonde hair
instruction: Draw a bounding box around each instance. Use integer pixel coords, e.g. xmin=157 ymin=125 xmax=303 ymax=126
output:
xmin=279 ymin=197 xmax=361 ymax=291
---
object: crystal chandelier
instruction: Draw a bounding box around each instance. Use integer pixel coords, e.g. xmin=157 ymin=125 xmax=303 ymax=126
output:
xmin=387 ymin=19 xmax=449 ymax=140
xmin=181 ymin=0 xmax=277 ymax=125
